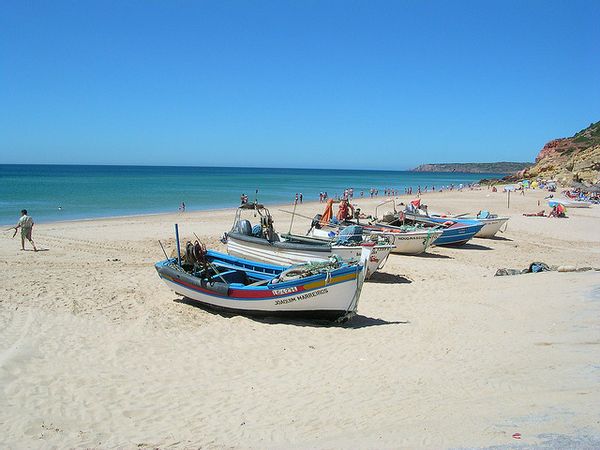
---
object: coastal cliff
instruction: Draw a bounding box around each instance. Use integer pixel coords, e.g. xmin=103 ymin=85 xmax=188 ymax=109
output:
xmin=412 ymin=162 xmax=532 ymax=174
xmin=517 ymin=121 xmax=600 ymax=183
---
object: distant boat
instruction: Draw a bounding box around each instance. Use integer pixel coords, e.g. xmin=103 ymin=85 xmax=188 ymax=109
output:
xmin=548 ymin=199 xmax=592 ymax=209
xmin=401 ymin=212 xmax=484 ymax=246
xmin=306 ymin=199 xmax=442 ymax=255
xmin=155 ymin=250 xmax=366 ymax=321
xmin=430 ymin=211 xmax=509 ymax=238
xmin=309 ymin=222 xmax=443 ymax=255
xmin=224 ymin=203 xmax=393 ymax=279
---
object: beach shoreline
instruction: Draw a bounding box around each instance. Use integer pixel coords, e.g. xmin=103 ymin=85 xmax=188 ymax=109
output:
xmin=0 ymin=182 xmax=516 ymax=228
xmin=1 ymin=186 xmax=599 ymax=448
xmin=0 ymin=163 xmax=510 ymax=226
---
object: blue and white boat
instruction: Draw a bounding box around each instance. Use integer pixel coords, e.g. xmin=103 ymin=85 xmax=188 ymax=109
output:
xmin=224 ymin=203 xmax=393 ymax=279
xmin=430 ymin=211 xmax=509 ymax=238
xmin=402 ymin=213 xmax=484 ymax=246
xmin=155 ymin=249 xmax=366 ymax=321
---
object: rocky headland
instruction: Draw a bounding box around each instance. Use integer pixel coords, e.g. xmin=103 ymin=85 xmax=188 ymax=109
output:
xmin=511 ymin=120 xmax=600 ymax=184
xmin=411 ymin=162 xmax=532 ymax=174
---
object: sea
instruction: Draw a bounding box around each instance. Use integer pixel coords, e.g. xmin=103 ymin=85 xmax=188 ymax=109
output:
xmin=0 ymin=165 xmax=507 ymax=225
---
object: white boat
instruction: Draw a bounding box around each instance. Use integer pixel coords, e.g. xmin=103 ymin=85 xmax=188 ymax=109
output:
xmin=310 ymin=224 xmax=442 ymax=255
xmin=470 ymin=216 xmax=509 ymax=238
xmin=425 ymin=209 xmax=509 ymax=239
xmin=548 ymin=199 xmax=592 ymax=209
xmin=224 ymin=204 xmax=393 ymax=279
xmin=449 ymin=214 xmax=509 ymax=238
xmin=155 ymin=249 xmax=366 ymax=321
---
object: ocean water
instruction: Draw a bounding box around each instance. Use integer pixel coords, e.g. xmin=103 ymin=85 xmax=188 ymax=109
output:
xmin=0 ymin=165 xmax=506 ymax=225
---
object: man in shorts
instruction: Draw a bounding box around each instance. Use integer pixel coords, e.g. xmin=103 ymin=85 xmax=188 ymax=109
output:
xmin=15 ymin=209 xmax=37 ymax=251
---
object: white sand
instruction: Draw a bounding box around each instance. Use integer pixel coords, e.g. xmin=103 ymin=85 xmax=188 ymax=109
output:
xmin=1 ymin=188 xmax=599 ymax=448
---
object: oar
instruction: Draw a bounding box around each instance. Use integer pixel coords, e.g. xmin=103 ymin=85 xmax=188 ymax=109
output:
xmin=278 ymin=209 xmax=339 ymax=230
xmin=158 ymin=240 xmax=169 ymax=260
xmin=278 ymin=209 xmax=315 ymax=222
xmin=288 ymin=200 xmax=298 ymax=234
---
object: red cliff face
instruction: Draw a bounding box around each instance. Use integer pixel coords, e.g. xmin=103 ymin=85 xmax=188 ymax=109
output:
xmin=535 ymin=138 xmax=569 ymax=162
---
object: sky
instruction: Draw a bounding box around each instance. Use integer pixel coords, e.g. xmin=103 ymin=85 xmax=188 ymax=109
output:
xmin=1 ymin=0 xmax=599 ymax=170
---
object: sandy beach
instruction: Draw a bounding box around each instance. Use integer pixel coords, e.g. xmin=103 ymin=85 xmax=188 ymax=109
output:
xmin=1 ymin=187 xmax=599 ymax=449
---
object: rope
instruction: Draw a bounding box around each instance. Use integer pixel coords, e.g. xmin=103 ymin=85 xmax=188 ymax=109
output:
xmin=277 ymin=255 xmax=344 ymax=282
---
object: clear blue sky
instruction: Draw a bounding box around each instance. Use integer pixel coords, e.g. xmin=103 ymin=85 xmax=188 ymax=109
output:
xmin=1 ymin=0 xmax=599 ymax=169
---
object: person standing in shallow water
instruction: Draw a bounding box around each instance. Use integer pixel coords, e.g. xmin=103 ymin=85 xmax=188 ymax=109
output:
xmin=14 ymin=209 xmax=37 ymax=251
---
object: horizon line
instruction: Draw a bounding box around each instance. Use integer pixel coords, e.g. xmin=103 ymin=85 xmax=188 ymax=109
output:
xmin=0 ymin=161 xmax=530 ymax=172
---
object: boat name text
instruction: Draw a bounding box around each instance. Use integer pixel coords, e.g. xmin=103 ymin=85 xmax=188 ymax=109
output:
xmin=272 ymin=286 xmax=299 ymax=296
xmin=274 ymin=288 xmax=329 ymax=305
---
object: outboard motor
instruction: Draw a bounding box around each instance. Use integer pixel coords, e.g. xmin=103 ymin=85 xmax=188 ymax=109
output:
xmin=336 ymin=225 xmax=363 ymax=245
xmin=236 ymin=219 xmax=252 ymax=236
xmin=311 ymin=214 xmax=323 ymax=230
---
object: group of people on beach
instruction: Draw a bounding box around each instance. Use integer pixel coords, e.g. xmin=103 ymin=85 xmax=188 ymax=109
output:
xmin=314 ymin=184 xmax=483 ymax=203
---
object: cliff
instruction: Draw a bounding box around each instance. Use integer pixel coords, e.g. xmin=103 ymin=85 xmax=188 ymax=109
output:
xmin=411 ymin=162 xmax=532 ymax=174
xmin=518 ymin=121 xmax=600 ymax=183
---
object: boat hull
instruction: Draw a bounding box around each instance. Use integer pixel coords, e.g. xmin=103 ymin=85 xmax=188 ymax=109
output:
xmin=155 ymin=257 xmax=363 ymax=320
xmin=311 ymin=226 xmax=442 ymax=255
xmin=404 ymin=214 xmax=484 ymax=246
xmin=226 ymin=233 xmax=390 ymax=278
xmin=473 ymin=217 xmax=509 ymax=238
xmin=438 ymin=215 xmax=509 ymax=238
xmin=549 ymin=200 xmax=592 ymax=209
xmin=385 ymin=229 xmax=443 ymax=253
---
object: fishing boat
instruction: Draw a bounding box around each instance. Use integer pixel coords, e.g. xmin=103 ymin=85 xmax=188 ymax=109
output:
xmin=306 ymin=199 xmax=442 ymax=255
xmin=155 ymin=245 xmax=366 ymax=321
xmin=309 ymin=220 xmax=442 ymax=255
xmin=224 ymin=203 xmax=393 ymax=279
xmin=400 ymin=213 xmax=484 ymax=246
xmin=429 ymin=211 xmax=509 ymax=238
xmin=548 ymin=199 xmax=592 ymax=209
xmin=390 ymin=199 xmax=483 ymax=246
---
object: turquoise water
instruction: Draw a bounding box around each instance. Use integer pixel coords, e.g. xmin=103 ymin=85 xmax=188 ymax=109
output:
xmin=0 ymin=165 xmax=506 ymax=225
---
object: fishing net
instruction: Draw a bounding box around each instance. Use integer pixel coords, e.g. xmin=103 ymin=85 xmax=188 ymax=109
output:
xmin=275 ymin=255 xmax=345 ymax=282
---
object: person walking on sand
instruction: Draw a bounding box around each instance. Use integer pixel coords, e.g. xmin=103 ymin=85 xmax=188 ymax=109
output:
xmin=14 ymin=209 xmax=37 ymax=251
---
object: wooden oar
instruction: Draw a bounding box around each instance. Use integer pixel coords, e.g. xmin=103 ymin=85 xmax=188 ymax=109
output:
xmin=278 ymin=209 xmax=339 ymax=230
xmin=277 ymin=209 xmax=315 ymax=222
